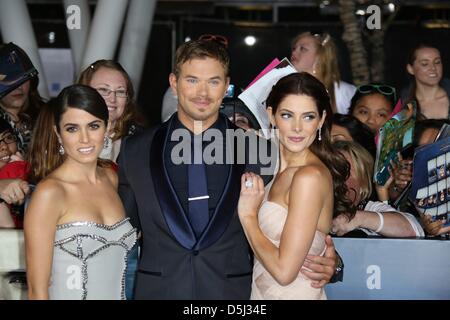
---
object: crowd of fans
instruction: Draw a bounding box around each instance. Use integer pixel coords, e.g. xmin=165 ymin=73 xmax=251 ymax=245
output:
xmin=1 ymin=36 xmax=449 ymax=238
xmin=0 ymin=34 xmax=449 ymax=300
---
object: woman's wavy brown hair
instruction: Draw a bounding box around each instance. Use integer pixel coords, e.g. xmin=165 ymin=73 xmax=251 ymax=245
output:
xmin=266 ymin=72 xmax=356 ymax=219
xmin=26 ymin=100 xmax=60 ymax=184
xmin=77 ymin=59 xmax=146 ymax=140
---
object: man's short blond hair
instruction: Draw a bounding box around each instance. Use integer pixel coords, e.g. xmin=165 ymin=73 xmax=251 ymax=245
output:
xmin=173 ymin=39 xmax=230 ymax=78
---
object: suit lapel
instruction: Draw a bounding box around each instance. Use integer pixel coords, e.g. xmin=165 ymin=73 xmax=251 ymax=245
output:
xmin=150 ymin=117 xmax=196 ymax=250
xmin=196 ymin=118 xmax=245 ymax=250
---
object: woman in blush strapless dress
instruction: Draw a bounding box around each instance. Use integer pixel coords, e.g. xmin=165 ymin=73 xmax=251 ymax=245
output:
xmin=237 ymin=73 xmax=355 ymax=300
xmin=250 ymin=199 xmax=326 ymax=300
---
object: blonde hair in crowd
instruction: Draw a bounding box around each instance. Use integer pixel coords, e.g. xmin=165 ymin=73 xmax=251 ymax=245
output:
xmin=333 ymin=140 xmax=374 ymax=203
xmin=291 ymin=32 xmax=341 ymax=113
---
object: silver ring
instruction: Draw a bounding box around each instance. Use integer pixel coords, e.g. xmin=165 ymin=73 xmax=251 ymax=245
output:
xmin=245 ymin=179 xmax=253 ymax=188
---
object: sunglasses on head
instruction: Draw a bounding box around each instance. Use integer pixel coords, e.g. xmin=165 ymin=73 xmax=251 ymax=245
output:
xmin=198 ymin=34 xmax=229 ymax=49
xmin=357 ymin=84 xmax=397 ymax=103
xmin=312 ymin=33 xmax=331 ymax=46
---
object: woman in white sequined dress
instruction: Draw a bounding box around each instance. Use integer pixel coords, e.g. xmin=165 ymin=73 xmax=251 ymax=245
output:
xmin=238 ymin=73 xmax=355 ymax=299
xmin=24 ymin=85 xmax=136 ymax=300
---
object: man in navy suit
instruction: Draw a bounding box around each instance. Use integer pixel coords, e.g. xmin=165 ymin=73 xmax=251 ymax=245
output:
xmin=118 ymin=39 xmax=340 ymax=299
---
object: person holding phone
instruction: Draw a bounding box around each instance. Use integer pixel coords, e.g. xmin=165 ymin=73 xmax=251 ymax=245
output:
xmin=389 ymin=119 xmax=450 ymax=201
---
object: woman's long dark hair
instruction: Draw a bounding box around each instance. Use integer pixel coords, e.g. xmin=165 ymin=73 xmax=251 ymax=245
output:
xmin=267 ymin=72 xmax=356 ymax=219
xmin=27 ymin=85 xmax=111 ymax=184
xmin=332 ymin=113 xmax=376 ymax=159
xmin=413 ymin=118 xmax=450 ymax=148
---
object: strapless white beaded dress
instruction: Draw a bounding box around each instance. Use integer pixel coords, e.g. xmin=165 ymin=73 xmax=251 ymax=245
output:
xmin=48 ymin=217 xmax=136 ymax=300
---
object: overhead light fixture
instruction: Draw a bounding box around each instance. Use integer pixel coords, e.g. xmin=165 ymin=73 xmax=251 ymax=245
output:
xmin=48 ymin=32 xmax=56 ymax=44
xmin=387 ymin=3 xmax=395 ymax=12
xmin=319 ymin=0 xmax=330 ymax=9
xmin=244 ymin=36 xmax=256 ymax=46
xmin=184 ymin=36 xmax=191 ymax=42
xmin=356 ymin=9 xmax=365 ymax=16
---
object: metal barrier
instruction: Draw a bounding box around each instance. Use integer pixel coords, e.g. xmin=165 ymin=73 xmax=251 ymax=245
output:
xmin=1 ymin=230 xmax=449 ymax=300
xmin=325 ymin=237 xmax=450 ymax=300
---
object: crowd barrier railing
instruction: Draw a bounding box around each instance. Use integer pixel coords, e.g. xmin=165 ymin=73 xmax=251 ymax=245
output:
xmin=325 ymin=237 xmax=450 ymax=300
xmin=1 ymin=231 xmax=449 ymax=300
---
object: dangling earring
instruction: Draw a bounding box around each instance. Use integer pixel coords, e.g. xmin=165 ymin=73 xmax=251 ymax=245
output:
xmin=103 ymin=135 xmax=110 ymax=149
xmin=312 ymin=60 xmax=318 ymax=75
xmin=58 ymin=143 xmax=65 ymax=155
xmin=318 ymin=127 xmax=322 ymax=141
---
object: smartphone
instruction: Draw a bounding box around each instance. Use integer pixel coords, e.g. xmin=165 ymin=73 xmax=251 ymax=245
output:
xmin=224 ymin=84 xmax=234 ymax=98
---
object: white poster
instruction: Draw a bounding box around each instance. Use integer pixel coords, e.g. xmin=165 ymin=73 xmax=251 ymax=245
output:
xmin=38 ymin=48 xmax=74 ymax=97
xmin=238 ymin=58 xmax=296 ymax=138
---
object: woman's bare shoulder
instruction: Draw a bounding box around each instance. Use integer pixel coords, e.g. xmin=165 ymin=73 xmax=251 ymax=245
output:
xmin=292 ymin=163 xmax=332 ymax=187
xmin=25 ymin=176 xmax=67 ymax=225
xmin=99 ymin=166 xmax=118 ymax=188
xmin=33 ymin=176 xmax=66 ymax=201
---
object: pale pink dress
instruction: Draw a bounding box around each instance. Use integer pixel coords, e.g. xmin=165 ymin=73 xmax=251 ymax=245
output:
xmin=250 ymin=200 xmax=327 ymax=300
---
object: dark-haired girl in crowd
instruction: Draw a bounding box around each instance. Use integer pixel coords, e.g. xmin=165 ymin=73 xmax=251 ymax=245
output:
xmin=330 ymin=113 xmax=376 ymax=159
xmin=348 ymin=83 xmax=397 ymax=134
xmin=0 ymin=118 xmax=29 ymax=228
xmin=403 ymin=44 xmax=450 ymax=120
xmin=238 ymin=72 xmax=354 ymax=299
xmin=25 ymin=85 xmax=136 ymax=300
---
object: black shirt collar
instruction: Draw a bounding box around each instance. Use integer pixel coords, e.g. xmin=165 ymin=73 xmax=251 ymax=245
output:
xmin=171 ymin=112 xmax=227 ymax=135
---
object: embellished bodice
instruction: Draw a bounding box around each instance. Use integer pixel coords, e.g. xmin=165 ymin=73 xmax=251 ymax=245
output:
xmin=48 ymin=218 xmax=137 ymax=300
